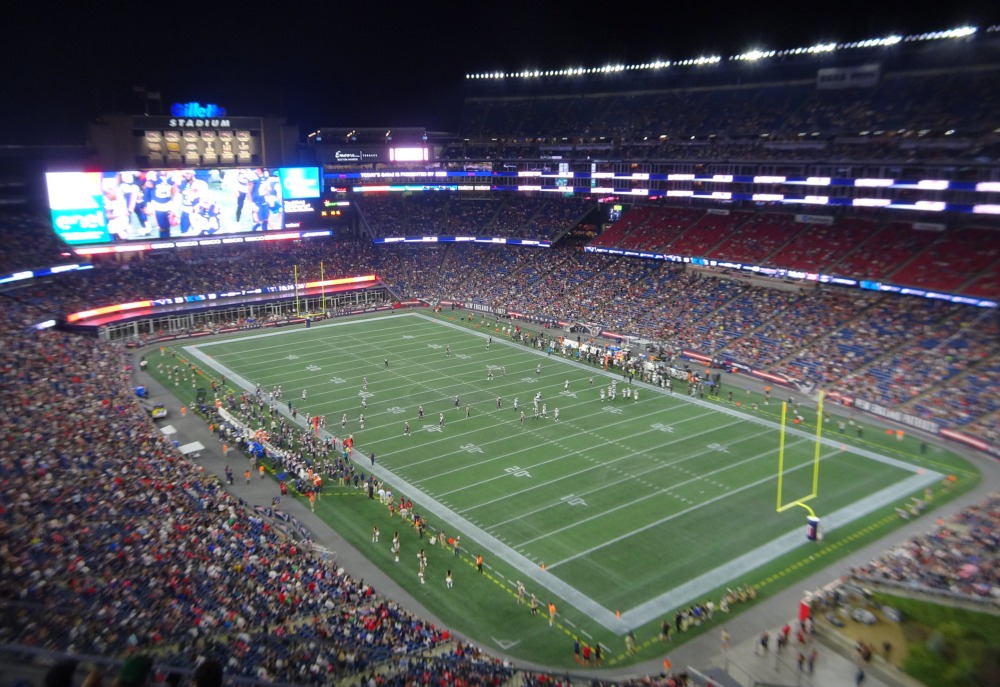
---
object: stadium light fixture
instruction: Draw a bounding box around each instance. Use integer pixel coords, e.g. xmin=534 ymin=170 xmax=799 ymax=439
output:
xmin=809 ymin=42 xmax=836 ymax=53
xmin=464 ymin=25 xmax=973 ymax=80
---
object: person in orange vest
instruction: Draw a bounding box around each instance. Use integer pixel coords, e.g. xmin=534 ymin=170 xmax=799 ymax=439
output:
xmin=244 ymin=469 xmax=251 ymax=485
xmin=258 ymin=464 xmax=265 ymax=480
xmin=313 ymin=475 xmax=322 ymax=498
xmin=308 ymin=491 xmax=315 ymax=512
xmin=548 ymin=601 xmax=557 ymax=627
xmin=476 ymin=553 xmax=483 ymax=573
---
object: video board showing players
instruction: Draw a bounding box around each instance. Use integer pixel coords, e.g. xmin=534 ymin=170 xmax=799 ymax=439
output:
xmin=46 ymin=167 xmax=323 ymax=245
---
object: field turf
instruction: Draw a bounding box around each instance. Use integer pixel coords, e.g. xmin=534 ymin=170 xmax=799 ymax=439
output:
xmin=153 ymin=311 xmax=979 ymax=666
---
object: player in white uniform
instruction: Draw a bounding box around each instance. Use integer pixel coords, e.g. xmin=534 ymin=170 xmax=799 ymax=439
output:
xmin=118 ymin=172 xmax=148 ymax=235
xmin=103 ymin=180 xmax=131 ymax=241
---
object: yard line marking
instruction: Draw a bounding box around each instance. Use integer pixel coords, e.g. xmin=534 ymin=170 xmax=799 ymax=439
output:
xmin=418 ymin=312 xmax=930 ymax=475
xmin=545 ymin=451 xmax=937 ymax=570
xmin=450 ymin=418 xmax=750 ymax=507
xmin=485 ymin=428 xmax=786 ymax=528
xmin=618 ymin=469 xmax=941 ymax=629
xmin=517 ymin=437 xmax=812 ymax=550
xmin=414 ymin=410 xmax=715 ymax=487
xmin=383 ymin=397 xmax=697 ymax=469
xmin=183 ymin=313 xmax=940 ymax=633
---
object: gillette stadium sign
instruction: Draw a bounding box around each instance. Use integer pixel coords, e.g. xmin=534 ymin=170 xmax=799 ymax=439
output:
xmin=171 ymin=102 xmax=227 ymax=118
xmin=168 ymin=102 xmax=230 ymax=128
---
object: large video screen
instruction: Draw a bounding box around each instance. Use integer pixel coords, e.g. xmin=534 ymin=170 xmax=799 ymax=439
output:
xmin=46 ymin=167 xmax=325 ymax=245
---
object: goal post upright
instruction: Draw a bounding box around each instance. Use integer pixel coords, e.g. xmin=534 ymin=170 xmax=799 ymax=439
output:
xmin=812 ymin=390 xmax=824 ymax=497
xmin=775 ymin=395 xmax=822 ymax=534
xmin=776 ymin=400 xmax=788 ymax=512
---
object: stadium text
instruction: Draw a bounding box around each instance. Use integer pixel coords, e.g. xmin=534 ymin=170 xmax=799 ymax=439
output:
xmin=167 ymin=118 xmax=232 ymax=129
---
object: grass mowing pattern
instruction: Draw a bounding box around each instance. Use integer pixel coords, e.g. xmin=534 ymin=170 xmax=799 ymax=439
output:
xmin=149 ymin=311 xmax=980 ymax=667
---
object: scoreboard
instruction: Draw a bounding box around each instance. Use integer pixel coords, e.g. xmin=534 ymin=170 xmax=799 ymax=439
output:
xmin=45 ymin=167 xmax=348 ymax=246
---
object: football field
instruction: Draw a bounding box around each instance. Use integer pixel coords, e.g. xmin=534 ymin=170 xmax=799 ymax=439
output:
xmin=183 ymin=312 xmax=943 ymax=635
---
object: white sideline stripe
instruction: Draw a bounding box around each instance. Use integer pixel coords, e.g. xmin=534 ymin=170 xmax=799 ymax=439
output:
xmin=220 ymin=312 xmax=620 ymax=433
xmin=417 ymin=312 xmax=926 ymax=475
xmin=193 ymin=312 xmax=415 ymax=349
xmin=184 ymin=314 xmax=941 ymax=632
xmin=184 ymin=339 xmax=627 ymax=631
xmin=530 ymin=438 xmax=815 ymax=553
xmin=547 ymin=446 xmax=841 ymax=566
xmin=620 ymin=469 xmax=943 ymax=628
xmin=254 ymin=351 xmax=528 ymax=402
xmin=361 ymin=459 xmax=629 ymax=630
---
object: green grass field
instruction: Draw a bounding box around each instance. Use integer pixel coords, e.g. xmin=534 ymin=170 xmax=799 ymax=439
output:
xmin=153 ymin=311 xmax=980 ymax=667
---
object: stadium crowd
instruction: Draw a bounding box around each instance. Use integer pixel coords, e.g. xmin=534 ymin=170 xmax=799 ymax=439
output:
xmin=849 ymin=493 xmax=1000 ymax=602
xmin=5 ymin=29 xmax=1000 ymax=687
xmin=355 ymin=194 xmax=588 ymax=240
xmin=3 ymin=218 xmax=1000 ymax=445
xmin=591 ymin=207 xmax=999 ymax=299
xmin=0 ymin=301 xmax=452 ymax=684
xmin=2 ymin=292 xmax=996 ymax=686
xmin=1 ymin=222 xmax=999 ymax=687
xmin=0 ymin=291 xmax=710 ymax=687
xmin=456 ymin=68 xmax=1000 ymax=165
xmin=446 ymin=133 xmax=1000 ymax=166
xmin=0 ymin=213 xmax=74 ymax=274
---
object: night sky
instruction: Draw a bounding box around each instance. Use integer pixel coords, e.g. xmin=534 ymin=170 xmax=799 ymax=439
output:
xmin=2 ymin=1 xmax=993 ymax=145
